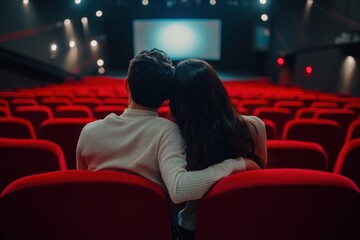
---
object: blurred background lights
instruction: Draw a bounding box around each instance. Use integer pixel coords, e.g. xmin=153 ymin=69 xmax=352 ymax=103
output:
xmin=96 ymin=10 xmax=103 ymax=17
xmin=23 ymin=0 xmax=29 ymax=5
xmin=69 ymin=41 xmax=76 ymax=48
xmin=97 ymin=59 xmax=104 ymax=66
xmin=64 ymin=19 xmax=71 ymax=25
xmin=90 ymin=40 xmax=98 ymax=47
xmin=75 ymin=0 xmax=81 ymax=4
xmin=210 ymin=0 xmax=216 ymax=5
xmin=260 ymin=0 xmax=266 ymax=4
xmin=98 ymin=67 xmax=105 ymax=74
xmin=277 ymin=57 xmax=285 ymax=66
xmin=81 ymin=17 xmax=88 ymax=24
xmin=50 ymin=43 xmax=57 ymax=52
xmin=142 ymin=0 xmax=149 ymax=6
xmin=261 ymin=14 xmax=268 ymax=21
xmin=305 ymin=66 xmax=313 ymax=74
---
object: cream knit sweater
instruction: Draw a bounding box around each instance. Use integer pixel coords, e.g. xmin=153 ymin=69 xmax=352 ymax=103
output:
xmin=76 ymin=108 xmax=247 ymax=204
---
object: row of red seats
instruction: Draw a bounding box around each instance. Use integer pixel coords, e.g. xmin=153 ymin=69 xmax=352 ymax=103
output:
xmin=1 ymin=138 xmax=359 ymax=196
xmin=0 ymin=169 xmax=359 ymax=240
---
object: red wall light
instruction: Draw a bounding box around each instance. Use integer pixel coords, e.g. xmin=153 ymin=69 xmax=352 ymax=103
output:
xmin=277 ymin=57 xmax=285 ymax=66
xmin=305 ymin=66 xmax=313 ymax=74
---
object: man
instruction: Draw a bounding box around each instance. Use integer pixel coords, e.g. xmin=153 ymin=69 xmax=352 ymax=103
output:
xmin=76 ymin=49 xmax=258 ymax=204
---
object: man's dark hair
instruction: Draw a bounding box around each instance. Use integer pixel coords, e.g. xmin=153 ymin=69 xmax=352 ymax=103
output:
xmin=127 ymin=49 xmax=175 ymax=108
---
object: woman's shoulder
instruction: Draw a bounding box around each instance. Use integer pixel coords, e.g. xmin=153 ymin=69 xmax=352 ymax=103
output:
xmin=241 ymin=115 xmax=265 ymax=128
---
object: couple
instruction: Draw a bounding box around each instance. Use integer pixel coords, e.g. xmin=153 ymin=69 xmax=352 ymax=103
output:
xmin=76 ymin=49 xmax=267 ymax=238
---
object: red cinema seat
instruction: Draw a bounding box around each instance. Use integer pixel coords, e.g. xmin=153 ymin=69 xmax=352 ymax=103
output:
xmin=237 ymin=99 xmax=270 ymax=115
xmin=310 ymin=101 xmax=339 ymax=109
xmin=0 ymin=170 xmax=173 ymax=240
xmin=273 ymin=100 xmax=304 ymax=117
xmin=267 ymin=140 xmax=328 ymax=171
xmin=196 ymin=169 xmax=360 ymax=240
xmin=0 ymin=107 xmax=11 ymax=117
xmin=344 ymin=102 xmax=360 ymax=116
xmin=0 ymin=117 xmax=36 ymax=139
xmin=39 ymin=118 xmax=95 ymax=169
xmin=10 ymin=98 xmax=38 ymax=114
xmin=72 ymin=98 xmax=102 ymax=112
xmin=345 ymin=119 xmax=360 ymax=143
xmin=14 ymin=106 xmax=53 ymax=133
xmin=282 ymin=119 xmax=342 ymax=171
xmin=0 ymin=138 xmax=66 ymax=193
xmin=40 ymin=97 xmax=72 ymax=112
xmin=263 ymin=119 xmax=278 ymax=140
xmin=334 ymin=139 xmax=360 ymax=188
xmin=253 ymin=107 xmax=292 ymax=137
xmin=54 ymin=105 xmax=93 ymax=118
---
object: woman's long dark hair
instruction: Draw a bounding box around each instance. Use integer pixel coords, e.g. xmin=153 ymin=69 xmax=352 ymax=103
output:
xmin=170 ymin=59 xmax=263 ymax=171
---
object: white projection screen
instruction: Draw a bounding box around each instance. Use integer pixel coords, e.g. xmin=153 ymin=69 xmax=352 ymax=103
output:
xmin=133 ymin=19 xmax=222 ymax=60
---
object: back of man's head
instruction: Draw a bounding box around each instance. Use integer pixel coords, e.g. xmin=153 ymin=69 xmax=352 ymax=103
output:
xmin=127 ymin=49 xmax=175 ymax=109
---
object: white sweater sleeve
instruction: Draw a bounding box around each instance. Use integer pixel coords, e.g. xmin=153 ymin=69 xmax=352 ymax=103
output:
xmin=158 ymin=126 xmax=246 ymax=204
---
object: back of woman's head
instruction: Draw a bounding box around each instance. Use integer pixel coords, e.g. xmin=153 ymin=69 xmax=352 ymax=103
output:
xmin=170 ymin=59 xmax=262 ymax=170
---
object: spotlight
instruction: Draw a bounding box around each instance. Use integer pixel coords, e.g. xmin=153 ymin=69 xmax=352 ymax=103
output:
xmin=261 ymin=14 xmax=268 ymax=22
xmin=69 ymin=41 xmax=76 ymax=48
xmin=64 ymin=19 xmax=71 ymax=25
xmin=23 ymin=0 xmax=29 ymax=4
xmin=96 ymin=10 xmax=103 ymax=17
xmin=97 ymin=59 xmax=104 ymax=66
xmin=210 ymin=0 xmax=216 ymax=5
xmin=75 ymin=0 xmax=81 ymax=4
xmin=81 ymin=17 xmax=88 ymax=24
xmin=90 ymin=40 xmax=98 ymax=47
xmin=142 ymin=0 xmax=149 ymax=6
xmin=50 ymin=43 xmax=57 ymax=52
xmin=305 ymin=66 xmax=313 ymax=74
xmin=260 ymin=0 xmax=266 ymax=4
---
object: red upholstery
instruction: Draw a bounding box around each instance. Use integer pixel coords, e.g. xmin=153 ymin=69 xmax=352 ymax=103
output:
xmin=310 ymin=101 xmax=339 ymax=109
xmin=0 ymin=117 xmax=36 ymax=139
xmin=237 ymin=99 xmax=270 ymax=114
xmin=345 ymin=119 xmax=360 ymax=143
xmin=72 ymin=97 xmax=103 ymax=111
xmin=313 ymin=109 xmax=357 ymax=139
xmin=102 ymin=97 xmax=128 ymax=106
xmin=344 ymin=102 xmax=360 ymax=116
xmin=282 ymin=119 xmax=342 ymax=171
xmin=334 ymin=139 xmax=360 ymax=188
xmin=196 ymin=169 xmax=360 ymax=240
xmin=0 ymin=99 xmax=9 ymax=109
xmin=295 ymin=107 xmax=317 ymax=118
xmin=0 ymin=107 xmax=11 ymax=117
xmin=267 ymin=140 xmax=328 ymax=171
xmin=39 ymin=118 xmax=95 ymax=169
xmin=0 ymin=170 xmax=172 ymax=240
xmin=0 ymin=138 xmax=66 ymax=193
xmin=273 ymin=100 xmax=304 ymax=117
xmin=14 ymin=106 xmax=53 ymax=133
xmin=54 ymin=105 xmax=93 ymax=118
xmin=40 ymin=97 xmax=72 ymax=112
xmin=93 ymin=105 xmax=126 ymax=119
xmin=263 ymin=119 xmax=278 ymax=140
xmin=10 ymin=98 xmax=38 ymax=114
xmin=253 ymin=107 xmax=292 ymax=137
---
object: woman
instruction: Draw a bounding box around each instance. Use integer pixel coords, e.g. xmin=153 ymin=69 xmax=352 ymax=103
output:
xmin=169 ymin=59 xmax=267 ymax=239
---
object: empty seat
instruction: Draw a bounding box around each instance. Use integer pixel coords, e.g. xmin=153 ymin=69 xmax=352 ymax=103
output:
xmin=196 ymin=169 xmax=360 ymax=240
xmin=14 ymin=106 xmax=53 ymax=133
xmin=344 ymin=102 xmax=360 ymax=116
xmin=39 ymin=118 xmax=95 ymax=169
xmin=93 ymin=106 xmax=126 ymax=119
xmin=54 ymin=105 xmax=93 ymax=118
xmin=334 ymin=139 xmax=360 ymax=188
xmin=267 ymin=140 xmax=328 ymax=171
xmin=72 ymin=98 xmax=103 ymax=111
xmin=282 ymin=119 xmax=342 ymax=171
xmin=273 ymin=100 xmax=304 ymax=117
xmin=0 ymin=117 xmax=36 ymax=139
xmin=345 ymin=119 xmax=360 ymax=143
xmin=263 ymin=119 xmax=278 ymax=140
xmin=313 ymin=109 xmax=357 ymax=140
xmin=0 ymin=170 xmax=173 ymax=240
xmin=10 ymin=98 xmax=38 ymax=114
xmin=0 ymin=106 xmax=11 ymax=117
xmin=0 ymin=138 xmax=66 ymax=193
xmin=40 ymin=97 xmax=72 ymax=112
xmin=310 ymin=101 xmax=339 ymax=109
xmin=295 ymin=107 xmax=318 ymax=118
xmin=0 ymin=99 xmax=9 ymax=109
xmin=237 ymin=99 xmax=270 ymax=115
xmin=102 ymin=98 xmax=128 ymax=106
xmin=253 ymin=107 xmax=292 ymax=137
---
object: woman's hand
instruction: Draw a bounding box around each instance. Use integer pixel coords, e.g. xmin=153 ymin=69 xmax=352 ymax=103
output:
xmin=235 ymin=157 xmax=261 ymax=170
